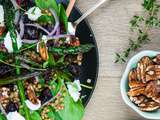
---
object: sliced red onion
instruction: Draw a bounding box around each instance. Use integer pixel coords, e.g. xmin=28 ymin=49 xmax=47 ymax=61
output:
xmin=14 ymin=11 xmax=20 ymax=25
xmin=19 ymin=19 xmax=24 ymax=38
xmin=16 ymin=0 xmax=21 ymax=6
xmin=10 ymin=0 xmax=20 ymax=25
xmin=25 ymin=23 xmax=50 ymax=35
xmin=48 ymin=8 xmax=60 ymax=36
xmin=22 ymin=39 xmax=38 ymax=44
xmin=24 ymin=9 xmax=60 ymax=36
xmin=56 ymin=26 xmax=60 ymax=35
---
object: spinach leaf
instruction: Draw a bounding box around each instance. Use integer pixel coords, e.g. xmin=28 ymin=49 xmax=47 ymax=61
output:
xmin=56 ymin=71 xmax=72 ymax=82
xmin=56 ymin=93 xmax=84 ymax=120
xmin=35 ymin=0 xmax=59 ymax=15
xmin=48 ymin=53 xmax=56 ymax=66
xmin=59 ymin=4 xmax=68 ymax=32
xmin=49 ymin=78 xmax=63 ymax=96
xmin=0 ymin=113 xmax=6 ymax=120
xmin=38 ymin=14 xmax=54 ymax=24
xmin=47 ymin=106 xmax=62 ymax=120
xmin=31 ymin=112 xmax=42 ymax=120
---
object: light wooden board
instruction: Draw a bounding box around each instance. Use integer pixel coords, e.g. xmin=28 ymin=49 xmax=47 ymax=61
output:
xmin=76 ymin=0 xmax=160 ymax=120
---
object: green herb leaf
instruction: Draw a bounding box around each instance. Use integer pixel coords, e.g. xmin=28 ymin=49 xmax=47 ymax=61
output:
xmin=115 ymin=0 xmax=160 ymax=63
xmin=38 ymin=14 xmax=55 ymax=24
xmin=143 ymin=0 xmax=155 ymax=10
xmin=59 ymin=4 xmax=68 ymax=32
xmin=48 ymin=53 xmax=56 ymax=66
xmin=35 ymin=0 xmax=59 ymax=15
xmin=0 ymin=113 xmax=6 ymax=120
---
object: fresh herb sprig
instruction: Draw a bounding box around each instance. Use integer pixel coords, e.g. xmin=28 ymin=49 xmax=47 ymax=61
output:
xmin=115 ymin=0 xmax=160 ymax=63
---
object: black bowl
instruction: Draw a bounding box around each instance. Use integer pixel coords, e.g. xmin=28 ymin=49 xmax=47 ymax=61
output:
xmin=69 ymin=7 xmax=99 ymax=106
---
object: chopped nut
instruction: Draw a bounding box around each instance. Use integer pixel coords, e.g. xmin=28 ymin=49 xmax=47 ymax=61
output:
xmin=128 ymin=87 xmax=145 ymax=97
xmin=130 ymin=95 xmax=146 ymax=105
xmin=153 ymin=54 xmax=160 ymax=64
xmin=145 ymin=65 xmax=160 ymax=82
xmin=128 ymin=70 xmax=146 ymax=88
xmin=140 ymin=101 xmax=160 ymax=111
xmin=136 ymin=56 xmax=153 ymax=83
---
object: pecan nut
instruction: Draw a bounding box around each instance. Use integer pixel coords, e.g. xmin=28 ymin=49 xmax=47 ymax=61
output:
xmin=39 ymin=42 xmax=49 ymax=61
xmin=128 ymin=87 xmax=145 ymax=97
xmin=153 ymin=54 xmax=160 ymax=64
xmin=139 ymin=101 xmax=160 ymax=111
xmin=136 ymin=56 xmax=153 ymax=83
xmin=26 ymin=85 xmax=39 ymax=105
xmin=130 ymin=95 xmax=146 ymax=105
xmin=145 ymin=65 xmax=160 ymax=82
xmin=0 ymin=27 xmax=5 ymax=36
xmin=129 ymin=70 xmax=146 ymax=89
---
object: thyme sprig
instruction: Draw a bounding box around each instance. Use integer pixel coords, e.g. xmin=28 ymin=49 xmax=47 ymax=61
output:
xmin=115 ymin=0 xmax=160 ymax=63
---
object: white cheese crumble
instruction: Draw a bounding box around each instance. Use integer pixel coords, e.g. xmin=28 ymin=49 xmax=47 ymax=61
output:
xmin=4 ymin=31 xmax=22 ymax=53
xmin=67 ymin=22 xmax=75 ymax=35
xmin=26 ymin=7 xmax=42 ymax=21
xmin=0 ymin=5 xmax=4 ymax=26
xmin=67 ymin=80 xmax=82 ymax=102
xmin=25 ymin=99 xmax=41 ymax=111
xmin=7 ymin=111 xmax=25 ymax=120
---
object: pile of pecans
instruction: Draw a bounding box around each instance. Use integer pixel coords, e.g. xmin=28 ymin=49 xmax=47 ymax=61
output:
xmin=128 ymin=55 xmax=160 ymax=111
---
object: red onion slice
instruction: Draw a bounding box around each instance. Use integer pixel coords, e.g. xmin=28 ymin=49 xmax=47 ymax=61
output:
xmin=56 ymin=26 xmax=60 ymax=35
xmin=48 ymin=9 xmax=60 ymax=36
xmin=19 ymin=19 xmax=24 ymax=38
xmin=24 ymin=23 xmax=50 ymax=35
xmin=10 ymin=0 xmax=20 ymax=25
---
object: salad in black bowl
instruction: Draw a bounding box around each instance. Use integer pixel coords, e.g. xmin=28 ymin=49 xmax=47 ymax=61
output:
xmin=0 ymin=0 xmax=97 ymax=120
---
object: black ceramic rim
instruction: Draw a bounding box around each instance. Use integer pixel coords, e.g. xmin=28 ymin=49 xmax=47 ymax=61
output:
xmin=69 ymin=7 xmax=99 ymax=107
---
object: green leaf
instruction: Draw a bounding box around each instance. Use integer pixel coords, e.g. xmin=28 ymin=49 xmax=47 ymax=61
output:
xmin=59 ymin=4 xmax=68 ymax=32
xmin=0 ymin=52 xmax=7 ymax=61
xmin=143 ymin=0 xmax=155 ymax=10
xmin=43 ymin=61 xmax=49 ymax=68
xmin=47 ymin=111 xmax=56 ymax=120
xmin=0 ymin=113 xmax=6 ymax=120
xmin=57 ymin=71 xmax=72 ymax=82
xmin=38 ymin=14 xmax=54 ymax=24
xmin=31 ymin=112 xmax=42 ymax=120
xmin=38 ymin=75 xmax=45 ymax=86
xmin=50 ymin=78 xmax=63 ymax=95
xmin=48 ymin=53 xmax=56 ymax=66
xmin=56 ymin=93 xmax=84 ymax=120
xmin=56 ymin=55 xmax=65 ymax=64
xmin=35 ymin=0 xmax=59 ymax=15
xmin=47 ymin=107 xmax=62 ymax=120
